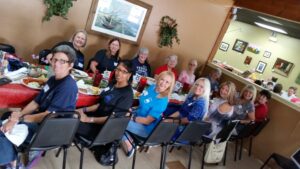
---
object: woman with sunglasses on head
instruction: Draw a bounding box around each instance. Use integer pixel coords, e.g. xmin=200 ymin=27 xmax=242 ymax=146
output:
xmin=0 ymin=45 xmax=78 ymax=169
xmin=121 ymin=71 xmax=175 ymax=157
xmin=89 ymin=38 xmax=121 ymax=74
xmin=178 ymin=59 xmax=198 ymax=86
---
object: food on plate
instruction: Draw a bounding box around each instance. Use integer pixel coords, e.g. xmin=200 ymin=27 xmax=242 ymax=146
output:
xmin=88 ymin=86 xmax=101 ymax=95
xmin=27 ymin=82 xmax=40 ymax=88
xmin=79 ymin=85 xmax=101 ymax=95
xmin=22 ymin=78 xmax=46 ymax=89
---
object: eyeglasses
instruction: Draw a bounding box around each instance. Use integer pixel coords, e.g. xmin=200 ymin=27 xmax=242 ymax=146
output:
xmin=189 ymin=63 xmax=197 ymax=66
xmin=51 ymin=58 xmax=70 ymax=64
xmin=115 ymin=68 xmax=129 ymax=74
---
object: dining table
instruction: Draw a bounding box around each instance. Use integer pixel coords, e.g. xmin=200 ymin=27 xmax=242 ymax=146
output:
xmin=0 ymin=83 xmax=99 ymax=108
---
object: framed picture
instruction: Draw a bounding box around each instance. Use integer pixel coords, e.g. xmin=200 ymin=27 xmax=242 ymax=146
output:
xmin=296 ymin=73 xmax=300 ymax=85
xmin=219 ymin=42 xmax=229 ymax=51
xmin=256 ymin=61 xmax=267 ymax=73
xmin=232 ymin=39 xmax=248 ymax=53
xmin=86 ymin=0 xmax=152 ymax=44
xmin=272 ymin=58 xmax=294 ymax=77
xmin=263 ymin=51 xmax=271 ymax=58
xmin=244 ymin=56 xmax=252 ymax=65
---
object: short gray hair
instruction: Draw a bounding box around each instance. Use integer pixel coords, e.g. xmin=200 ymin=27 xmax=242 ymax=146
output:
xmin=52 ymin=45 xmax=77 ymax=64
xmin=139 ymin=47 xmax=149 ymax=54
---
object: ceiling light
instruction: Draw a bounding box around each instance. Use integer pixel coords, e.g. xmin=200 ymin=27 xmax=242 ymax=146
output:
xmin=258 ymin=16 xmax=282 ymax=25
xmin=254 ymin=22 xmax=287 ymax=34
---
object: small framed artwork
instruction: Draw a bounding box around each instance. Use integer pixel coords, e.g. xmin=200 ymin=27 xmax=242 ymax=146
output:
xmin=256 ymin=61 xmax=267 ymax=73
xmin=244 ymin=56 xmax=252 ymax=65
xmin=232 ymin=39 xmax=248 ymax=54
xmin=219 ymin=42 xmax=229 ymax=51
xmin=263 ymin=51 xmax=271 ymax=58
xmin=296 ymin=73 xmax=300 ymax=85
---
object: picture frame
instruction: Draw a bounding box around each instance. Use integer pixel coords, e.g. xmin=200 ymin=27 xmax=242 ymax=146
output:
xmin=263 ymin=51 xmax=271 ymax=58
xmin=255 ymin=61 xmax=267 ymax=73
xmin=86 ymin=0 xmax=152 ymax=44
xmin=244 ymin=56 xmax=252 ymax=65
xmin=219 ymin=42 xmax=229 ymax=51
xmin=232 ymin=39 xmax=248 ymax=53
xmin=272 ymin=58 xmax=294 ymax=77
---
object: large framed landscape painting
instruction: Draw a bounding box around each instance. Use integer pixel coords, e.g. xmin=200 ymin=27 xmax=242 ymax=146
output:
xmin=86 ymin=0 xmax=152 ymax=44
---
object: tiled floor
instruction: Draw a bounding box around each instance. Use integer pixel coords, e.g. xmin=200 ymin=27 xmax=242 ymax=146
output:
xmin=31 ymin=143 xmax=265 ymax=169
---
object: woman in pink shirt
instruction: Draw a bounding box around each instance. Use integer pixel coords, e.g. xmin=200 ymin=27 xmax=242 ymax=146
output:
xmin=178 ymin=59 xmax=197 ymax=85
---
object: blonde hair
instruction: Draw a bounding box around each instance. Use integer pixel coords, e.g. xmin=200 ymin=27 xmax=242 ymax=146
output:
xmin=189 ymin=78 xmax=211 ymax=114
xmin=70 ymin=30 xmax=88 ymax=47
xmin=240 ymin=84 xmax=257 ymax=102
xmin=219 ymin=81 xmax=236 ymax=105
xmin=156 ymin=71 xmax=175 ymax=98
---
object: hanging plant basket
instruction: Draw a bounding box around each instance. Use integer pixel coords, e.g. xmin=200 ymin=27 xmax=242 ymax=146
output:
xmin=43 ymin=0 xmax=74 ymax=22
xmin=158 ymin=16 xmax=180 ymax=48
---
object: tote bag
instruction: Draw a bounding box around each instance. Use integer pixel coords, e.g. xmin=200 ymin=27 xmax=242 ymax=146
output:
xmin=204 ymin=140 xmax=227 ymax=163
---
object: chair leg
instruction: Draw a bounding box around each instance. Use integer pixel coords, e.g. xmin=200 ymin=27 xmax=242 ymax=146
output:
xmin=187 ymin=145 xmax=193 ymax=169
xmin=239 ymin=139 xmax=243 ymax=160
xmin=260 ymin=154 xmax=274 ymax=169
xmin=112 ymin=142 xmax=118 ymax=169
xmin=234 ymin=139 xmax=238 ymax=161
xmin=169 ymin=146 xmax=174 ymax=153
xmin=131 ymin=147 xmax=137 ymax=169
xmin=249 ymin=137 xmax=253 ymax=156
xmin=201 ymin=143 xmax=206 ymax=169
xmin=16 ymin=153 xmax=21 ymax=169
xmin=223 ymin=142 xmax=228 ymax=166
xmin=79 ymin=145 xmax=84 ymax=169
xmin=160 ymin=145 xmax=168 ymax=169
xmin=62 ymin=148 xmax=67 ymax=169
xmin=56 ymin=148 xmax=62 ymax=157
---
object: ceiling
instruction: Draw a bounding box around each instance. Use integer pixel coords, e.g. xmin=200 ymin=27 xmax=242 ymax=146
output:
xmin=235 ymin=8 xmax=300 ymax=39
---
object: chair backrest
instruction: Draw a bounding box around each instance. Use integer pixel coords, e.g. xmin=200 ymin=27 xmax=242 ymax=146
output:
xmin=92 ymin=114 xmax=131 ymax=146
xmin=252 ymin=118 xmax=269 ymax=136
xmin=176 ymin=121 xmax=211 ymax=143
xmin=145 ymin=120 xmax=179 ymax=145
xmin=29 ymin=111 xmax=80 ymax=151
xmin=235 ymin=121 xmax=256 ymax=138
xmin=215 ymin=120 xmax=239 ymax=142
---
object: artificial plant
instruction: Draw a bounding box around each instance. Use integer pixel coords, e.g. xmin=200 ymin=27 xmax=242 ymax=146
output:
xmin=158 ymin=16 xmax=180 ymax=48
xmin=43 ymin=0 xmax=74 ymax=21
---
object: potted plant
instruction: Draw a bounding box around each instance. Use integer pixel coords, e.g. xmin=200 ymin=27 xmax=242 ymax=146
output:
xmin=43 ymin=0 xmax=74 ymax=21
xmin=158 ymin=16 xmax=180 ymax=48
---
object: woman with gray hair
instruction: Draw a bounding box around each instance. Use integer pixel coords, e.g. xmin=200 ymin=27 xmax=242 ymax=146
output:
xmin=0 ymin=45 xmax=78 ymax=168
xmin=154 ymin=54 xmax=178 ymax=80
xmin=131 ymin=47 xmax=152 ymax=77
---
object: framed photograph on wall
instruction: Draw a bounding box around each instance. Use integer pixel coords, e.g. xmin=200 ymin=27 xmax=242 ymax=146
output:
xmin=86 ymin=0 xmax=152 ymax=44
xmin=272 ymin=58 xmax=294 ymax=77
xmin=219 ymin=42 xmax=229 ymax=51
xmin=255 ymin=61 xmax=267 ymax=73
xmin=244 ymin=56 xmax=252 ymax=65
xmin=263 ymin=51 xmax=271 ymax=58
xmin=232 ymin=39 xmax=248 ymax=53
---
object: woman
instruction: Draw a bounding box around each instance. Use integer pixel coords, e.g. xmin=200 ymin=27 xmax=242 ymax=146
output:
xmin=154 ymin=55 xmax=178 ymax=80
xmin=255 ymin=89 xmax=271 ymax=121
xmin=89 ymin=38 xmax=121 ymax=74
xmin=122 ymin=71 xmax=175 ymax=157
xmin=207 ymin=67 xmax=222 ymax=94
xmin=233 ymin=84 xmax=256 ymax=123
xmin=205 ymin=81 xmax=236 ymax=137
xmin=76 ymin=60 xmax=134 ymax=139
xmin=131 ymin=47 xmax=151 ymax=77
xmin=0 ymin=45 xmax=78 ymax=168
xmin=50 ymin=30 xmax=88 ymax=70
xmin=165 ymin=78 xmax=210 ymax=123
xmin=178 ymin=59 xmax=198 ymax=86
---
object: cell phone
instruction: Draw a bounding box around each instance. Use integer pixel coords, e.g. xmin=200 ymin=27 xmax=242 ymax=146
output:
xmin=0 ymin=77 xmax=12 ymax=86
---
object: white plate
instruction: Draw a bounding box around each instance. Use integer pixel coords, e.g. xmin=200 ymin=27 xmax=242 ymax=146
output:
xmin=21 ymin=77 xmax=46 ymax=90
xmin=78 ymin=85 xmax=101 ymax=96
xmin=72 ymin=69 xmax=88 ymax=78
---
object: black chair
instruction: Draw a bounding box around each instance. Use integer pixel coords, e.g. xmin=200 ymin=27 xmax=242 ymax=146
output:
xmin=168 ymin=121 xmax=211 ymax=169
xmin=16 ymin=111 xmax=80 ymax=169
xmin=126 ymin=118 xmax=179 ymax=169
xmin=261 ymin=153 xmax=299 ymax=169
xmin=75 ymin=113 xmax=131 ymax=169
xmin=201 ymin=120 xmax=239 ymax=169
xmin=248 ymin=118 xmax=269 ymax=156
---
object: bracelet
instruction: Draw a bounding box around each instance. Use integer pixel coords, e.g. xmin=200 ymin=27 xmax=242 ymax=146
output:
xmin=83 ymin=107 xmax=87 ymax=113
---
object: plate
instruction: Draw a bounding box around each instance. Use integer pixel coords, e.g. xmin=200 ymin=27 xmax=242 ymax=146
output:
xmin=78 ymin=85 xmax=101 ymax=95
xmin=21 ymin=77 xmax=46 ymax=90
xmin=72 ymin=69 xmax=88 ymax=78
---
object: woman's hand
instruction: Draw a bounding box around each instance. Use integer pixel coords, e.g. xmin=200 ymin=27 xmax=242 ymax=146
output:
xmin=0 ymin=120 xmax=17 ymax=133
xmin=78 ymin=110 xmax=90 ymax=123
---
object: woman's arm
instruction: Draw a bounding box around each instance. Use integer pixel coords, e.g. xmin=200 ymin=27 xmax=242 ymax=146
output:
xmin=240 ymin=111 xmax=255 ymax=124
xmin=135 ymin=115 xmax=155 ymax=125
xmin=90 ymin=61 xmax=98 ymax=73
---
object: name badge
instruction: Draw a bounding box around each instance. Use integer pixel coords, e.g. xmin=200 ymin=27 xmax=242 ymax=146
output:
xmin=114 ymin=62 xmax=118 ymax=66
xmin=103 ymin=87 xmax=110 ymax=92
xmin=43 ymin=84 xmax=49 ymax=92
xmin=78 ymin=63 xmax=83 ymax=68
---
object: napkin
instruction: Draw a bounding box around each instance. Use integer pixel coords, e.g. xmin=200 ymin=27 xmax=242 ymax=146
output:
xmin=2 ymin=120 xmax=29 ymax=146
xmin=5 ymin=67 xmax=28 ymax=81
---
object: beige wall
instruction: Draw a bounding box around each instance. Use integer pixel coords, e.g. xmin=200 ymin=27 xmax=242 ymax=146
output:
xmin=214 ymin=21 xmax=300 ymax=96
xmin=0 ymin=0 xmax=233 ymax=74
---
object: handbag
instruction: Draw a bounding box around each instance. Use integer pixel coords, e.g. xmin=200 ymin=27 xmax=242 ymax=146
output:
xmin=204 ymin=140 xmax=227 ymax=163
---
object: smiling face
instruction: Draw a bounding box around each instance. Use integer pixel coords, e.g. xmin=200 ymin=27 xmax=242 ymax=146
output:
xmin=51 ymin=52 xmax=73 ymax=79
xmin=156 ymin=74 xmax=172 ymax=94
xmin=193 ymin=80 xmax=205 ymax=97
xmin=188 ymin=60 xmax=197 ymax=72
xmin=257 ymin=94 xmax=268 ymax=105
xmin=243 ymin=89 xmax=254 ymax=101
xmin=73 ymin=32 xmax=86 ymax=49
xmin=109 ymin=40 xmax=120 ymax=55
xmin=114 ymin=63 xmax=131 ymax=84
xmin=138 ymin=52 xmax=148 ymax=64
xmin=167 ymin=56 xmax=177 ymax=68
xmin=220 ymin=84 xmax=229 ymax=99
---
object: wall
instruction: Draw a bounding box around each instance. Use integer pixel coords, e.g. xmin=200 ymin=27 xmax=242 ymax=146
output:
xmin=214 ymin=21 xmax=300 ymax=96
xmin=0 ymin=0 xmax=233 ymax=74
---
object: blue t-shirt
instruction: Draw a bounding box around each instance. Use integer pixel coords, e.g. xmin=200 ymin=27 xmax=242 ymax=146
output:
xmin=34 ymin=75 xmax=78 ymax=112
xmin=92 ymin=49 xmax=119 ymax=73
xmin=137 ymin=85 xmax=168 ymax=134
xmin=131 ymin=57 xmax=151 ymax=77
xmin=179 ymin=95 xmax=206 ymax=121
